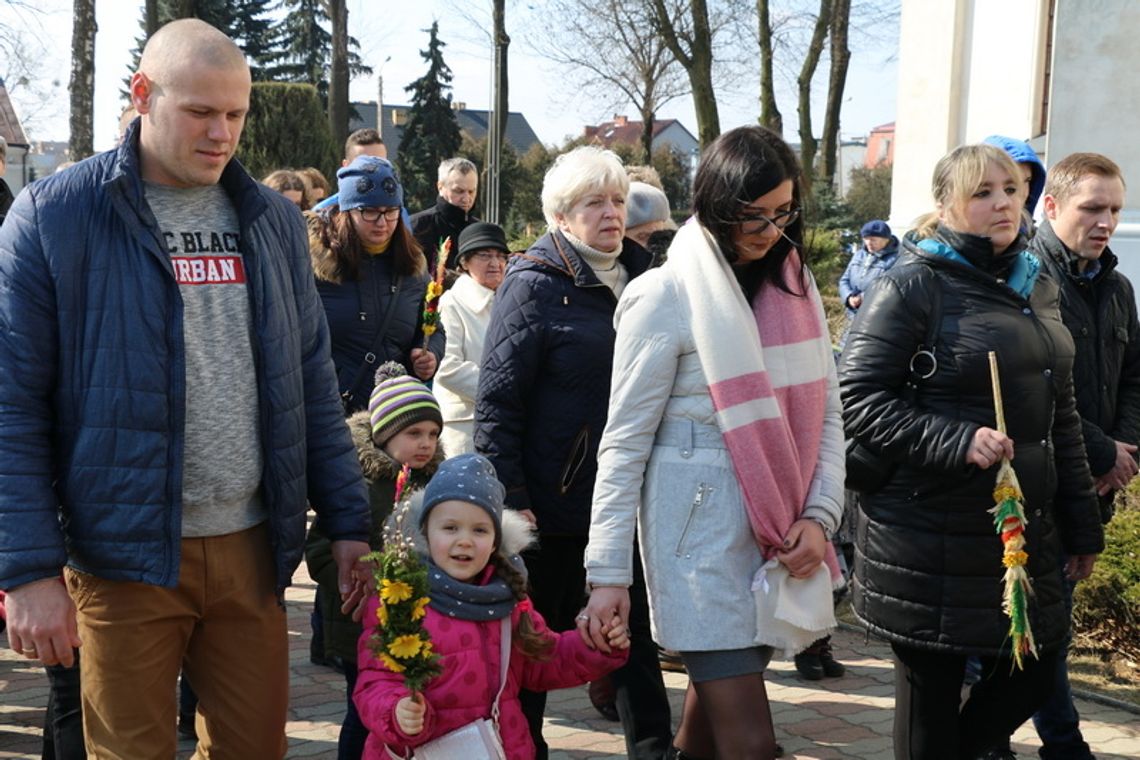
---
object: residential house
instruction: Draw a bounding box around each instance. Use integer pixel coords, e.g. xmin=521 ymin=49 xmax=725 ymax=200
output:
xmin=349 ymin=101 xmax=542 ymax=163
xmin=582 ymin=115 xmax=699 ymax=160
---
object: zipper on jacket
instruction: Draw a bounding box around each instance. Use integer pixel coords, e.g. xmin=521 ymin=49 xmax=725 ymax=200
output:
xmin=675 ymin=483 xmax=713 ymax=557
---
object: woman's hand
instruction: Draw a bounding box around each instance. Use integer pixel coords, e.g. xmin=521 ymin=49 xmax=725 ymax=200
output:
xmin=576 ymin=586 xmax=630 ymax=654
xmin=410 ymin=348 xmax=438 ymax=381
xmin=395 ymin=694 xmax=426 ymax=735
xmin=776 ymin=520 xmax=827 ymax=579
xmin=966 ymin=427 xmax=1015 ymax=469
xmin=848 ymin=293 xmax=863 ymax=309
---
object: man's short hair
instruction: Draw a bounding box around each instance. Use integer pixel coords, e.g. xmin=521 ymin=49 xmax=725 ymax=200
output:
xmin=0 ymin=136 xmax=7 ymax=163
xmin=437 ymin=157 xmax=477 ymax=183
xmin=344 ymin=128 xmax=384 ymax=159
xmin=1044 ymin=152 xmax=1126 ymax=202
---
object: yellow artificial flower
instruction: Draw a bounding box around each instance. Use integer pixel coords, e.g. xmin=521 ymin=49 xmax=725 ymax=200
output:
xmin=388 ymin=634 xmax=424 ymax=659
xmin=411 ymin=597 xmax=430 ymax=621
xmin=379 ymin=653 xmax=406 ymax=673
xmin=422 ymin=324 xmax=437 ymax=337
xmin=420 ymin=641 xmax=434 ymax=659
xmin=376 ymin=603 xmax=389 ymax=627
xmin=1003 ymin=550 xmax=1029 ymax=568
xmin=380 ymin=578 xmax=413 ymax=604
xmin=426 ymin=282 xmax=443 ymax=300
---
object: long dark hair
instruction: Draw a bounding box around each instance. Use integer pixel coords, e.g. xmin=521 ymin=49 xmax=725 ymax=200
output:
xmin=691 ymin=125 xmax=808 ymax=297
xmin=313 ymin=210 xmax=425 ymax=282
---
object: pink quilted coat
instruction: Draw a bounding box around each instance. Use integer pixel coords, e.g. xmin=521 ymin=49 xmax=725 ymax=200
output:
xmin=354 ymin=590 xmax=628 ymax=760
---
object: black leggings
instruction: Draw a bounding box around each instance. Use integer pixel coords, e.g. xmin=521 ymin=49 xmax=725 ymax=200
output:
xmin=517 ymin=535 xmax=671 ymax=760
xmin=891 ymin=642 xmax=1060 ymax=760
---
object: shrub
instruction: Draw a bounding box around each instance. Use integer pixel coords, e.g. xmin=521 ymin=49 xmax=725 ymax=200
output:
xmin=236 ymin=82 xmax=339 ymax=181
xmin=1073 ymin=503 xmax=1140 ymax=660
xmin=805 ymin=227 xmax=846 ymax=297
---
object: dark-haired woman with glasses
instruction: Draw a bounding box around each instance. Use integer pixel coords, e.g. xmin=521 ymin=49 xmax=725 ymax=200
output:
xmin=308 ymin=155 xmax=444 ymax=414
xmin=435 ymin=222 xmax=512 ymax=455
xmin=581 ymin=126 xmax=844 ymax=759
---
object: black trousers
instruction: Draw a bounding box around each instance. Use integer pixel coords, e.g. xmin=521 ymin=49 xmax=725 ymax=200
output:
xmin=891 ymin=642 xmax=1060 ymax=760
xmin=519 ymin=535 xmax=672 ymax=760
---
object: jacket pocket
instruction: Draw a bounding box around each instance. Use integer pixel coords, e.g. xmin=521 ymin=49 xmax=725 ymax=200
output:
xmin=559 ymin=425 xmax=590 ymax=494
xmin=675 ymin=482 xmax=715 ymax=557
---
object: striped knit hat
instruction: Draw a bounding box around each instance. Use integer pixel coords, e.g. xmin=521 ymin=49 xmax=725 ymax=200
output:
xmin=367 ymin=362 xmax=443 ymax=445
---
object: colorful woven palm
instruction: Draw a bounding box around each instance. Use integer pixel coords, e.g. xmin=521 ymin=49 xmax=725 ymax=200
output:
xmin=420 ymin=238 xmax=450 ymax=351
xmin=987 ymin=352 xmax=1038 ymax=669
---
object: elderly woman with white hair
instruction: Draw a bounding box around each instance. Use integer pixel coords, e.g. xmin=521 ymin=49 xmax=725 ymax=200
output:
xmin=474 ymin=145 xmax=672 ymax=760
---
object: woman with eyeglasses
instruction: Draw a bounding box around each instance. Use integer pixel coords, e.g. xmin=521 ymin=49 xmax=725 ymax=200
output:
xmin=580 ymin=126 xmax=844 ymax=759
xmin=839 ymin=144 xmax=1102 ymax=759
xmin=308 ymin=155 xmax=443 ymax=414
xmin=433 ymin=222 xmax=511 ymax=456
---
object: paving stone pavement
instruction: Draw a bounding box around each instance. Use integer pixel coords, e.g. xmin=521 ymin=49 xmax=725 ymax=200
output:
xmin=2 ymin=563 xmax=1138 ymax=759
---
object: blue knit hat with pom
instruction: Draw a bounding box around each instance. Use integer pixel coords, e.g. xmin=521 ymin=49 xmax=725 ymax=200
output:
xmin=419 ymin=453 xmax=505 ymax=544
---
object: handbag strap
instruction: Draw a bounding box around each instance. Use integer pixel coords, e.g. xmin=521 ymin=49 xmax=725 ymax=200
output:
xmin=344 ymin=274 xmax=404 ymax=407
xmin=490 ymin=615 xmax=511 ymax=724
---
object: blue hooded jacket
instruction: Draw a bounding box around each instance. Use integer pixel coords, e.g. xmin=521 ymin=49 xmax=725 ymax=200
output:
xmin=0 ymin=122 xmax=370 ymax=592
xmin=983 ymin=134 xmax=1046 ymax=214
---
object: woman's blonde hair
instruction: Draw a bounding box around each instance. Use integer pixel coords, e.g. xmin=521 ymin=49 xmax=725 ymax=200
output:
xmin=541 ymin=145 xmax=629 ymax=230
xmin=913 ymin=144 xmax=1029 ymax=238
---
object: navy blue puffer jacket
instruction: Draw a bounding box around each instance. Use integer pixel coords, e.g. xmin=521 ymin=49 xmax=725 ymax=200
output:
xmin=474 ymin=230 xmax=652 ymax=536
xmin=0 ymin=125 xmax=369 ymax=593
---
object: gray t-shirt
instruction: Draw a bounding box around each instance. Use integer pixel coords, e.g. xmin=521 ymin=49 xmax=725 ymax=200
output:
xmin=145 ymin=182 xmax=266 ymax=537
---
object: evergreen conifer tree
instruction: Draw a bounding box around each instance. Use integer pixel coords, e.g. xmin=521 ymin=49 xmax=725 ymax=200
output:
xmin=125 ymin=0 xmax=277 ymax=91
xmin=397 ymin=22 xmax=462 ymax=212
xmin=267 ymin=0 xmax=371 ymax=103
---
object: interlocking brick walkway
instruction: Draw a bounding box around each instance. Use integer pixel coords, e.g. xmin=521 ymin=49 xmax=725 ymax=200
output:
xmin=3 ymin=564 xmax=1138 ymax=759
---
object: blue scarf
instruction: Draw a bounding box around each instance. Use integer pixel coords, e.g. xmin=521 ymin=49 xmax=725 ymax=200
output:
xmin=916 ymin=237 xmax=1040 ymax=299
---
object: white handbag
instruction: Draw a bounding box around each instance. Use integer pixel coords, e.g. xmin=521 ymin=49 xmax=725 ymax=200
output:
xmin=387 ymin=616 xmax=511 ymax=760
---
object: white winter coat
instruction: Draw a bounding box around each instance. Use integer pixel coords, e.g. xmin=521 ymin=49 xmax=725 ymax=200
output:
xmin=585 ymin=266 xmax=845 ymax=652
xmin=435 ymin=274 xmax=495 ymax=456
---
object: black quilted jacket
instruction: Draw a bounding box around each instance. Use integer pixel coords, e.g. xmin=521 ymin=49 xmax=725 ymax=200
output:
xmin=839 ymin=229 xmax=1103 ymax=656
xmin=474 ymin=230 xmax=651 ymax=536
xmin=1032 ymin=221 xmax=1140 ymax=520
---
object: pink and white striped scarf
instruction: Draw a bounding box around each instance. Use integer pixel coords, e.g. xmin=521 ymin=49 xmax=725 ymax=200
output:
xmin=667 ymin=222 xmax=840 ymax=650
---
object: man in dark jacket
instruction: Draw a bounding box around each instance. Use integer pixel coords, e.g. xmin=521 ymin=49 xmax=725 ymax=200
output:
xmin=1024 ymin=152 xmax=1140 ymax=760
xmin=409 ymin=156 xmax=478 ymax=268
xmin=0 ymin=20 xmax=370 ymax=758
xmin=0 ymin=136 xmax=13 ymax=227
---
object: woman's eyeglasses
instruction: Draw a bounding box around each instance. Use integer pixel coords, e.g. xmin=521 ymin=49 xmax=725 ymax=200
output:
xmin=355 ymin=207 xmax=401 ymax=224
xmin=469 ymin=251 xmax=511 ymax=263
xmin=736 ymin=207 xmax=800 ymax=235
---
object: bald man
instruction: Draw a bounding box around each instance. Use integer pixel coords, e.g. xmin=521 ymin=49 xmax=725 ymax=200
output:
xmin=0 ymin=19 xmax=370 ymax=757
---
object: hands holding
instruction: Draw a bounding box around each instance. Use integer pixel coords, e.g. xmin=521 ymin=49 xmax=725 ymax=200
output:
xmin=395 ymin=693 xmax=426 ymax=735
xmin=966 ymin=426 xmax=1015 ymax=470
xmin=576 ymin=586 xmax=631 ymax=654
xmin=776 ymin=520 xmax=827 ymax=579
xmin=848 ymin=294 xmax=863 ymax=310
xmin=1094 ymin=440 xmax=1138 ymax=496
xmin=410 ymin=349 xmax=438 ymax=382
xmin=5 ymin=577 xmax=82 ymax=667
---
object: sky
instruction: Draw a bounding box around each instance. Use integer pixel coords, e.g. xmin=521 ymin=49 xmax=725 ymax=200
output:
xmin=0 ymin=0 xmax=898 ymax=154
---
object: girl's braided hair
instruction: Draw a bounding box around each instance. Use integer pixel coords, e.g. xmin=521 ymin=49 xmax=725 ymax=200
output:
xmin=490 ymin=553 xmax=555 ymax=660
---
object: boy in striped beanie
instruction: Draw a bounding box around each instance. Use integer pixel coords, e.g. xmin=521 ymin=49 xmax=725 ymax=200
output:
xmin=304 ymin=361 xmax=444 ymax=755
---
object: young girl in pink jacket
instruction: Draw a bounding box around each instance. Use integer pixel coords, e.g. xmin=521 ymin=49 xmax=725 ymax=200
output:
xmin=353 ymin=453 xmax=629 ymax=760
